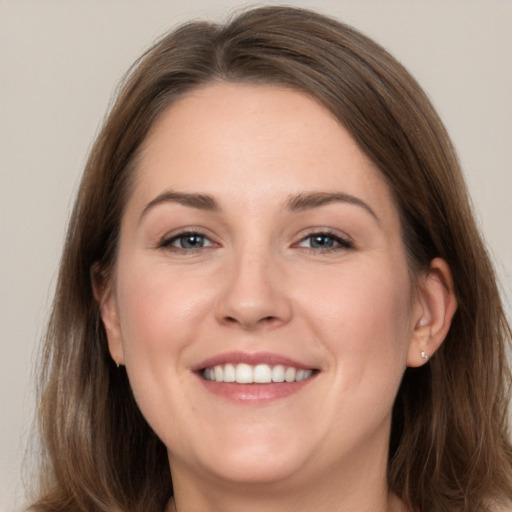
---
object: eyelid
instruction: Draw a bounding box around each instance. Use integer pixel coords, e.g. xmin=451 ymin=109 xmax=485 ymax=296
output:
xmin=157 ymin=227 xmax=220 ymax=251
xmin=294 ymin=228 xmax=355 ymax=251
xmin=154 ymin=226 xmax=354 ymax=253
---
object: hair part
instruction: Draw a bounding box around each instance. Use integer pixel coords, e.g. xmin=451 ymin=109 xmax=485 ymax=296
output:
xmin=29 ymin=6 xmax=512 ymax=512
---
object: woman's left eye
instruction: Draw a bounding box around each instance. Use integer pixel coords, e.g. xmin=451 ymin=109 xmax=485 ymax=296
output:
xmin=160 ymin=232 xmax=215 ymax=250
xmin=297 ymin=232 xmax=353 ymax=251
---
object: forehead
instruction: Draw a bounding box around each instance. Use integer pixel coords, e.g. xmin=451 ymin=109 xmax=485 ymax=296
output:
xmin=129 ymin=82 xmax=398 ymax=224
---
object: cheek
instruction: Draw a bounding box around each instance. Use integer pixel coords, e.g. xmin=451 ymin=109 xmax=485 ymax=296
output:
xmin=115 ymin=259 xmax=216 ymax=364
xmin=298 ymin=257 xmax=413 ymax=388
xmin=113 ymin=259 xmax=220 ymax=440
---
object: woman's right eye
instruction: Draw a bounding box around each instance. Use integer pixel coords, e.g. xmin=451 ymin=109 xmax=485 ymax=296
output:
xmin=160 ymin=232 xmax=215 ymax=251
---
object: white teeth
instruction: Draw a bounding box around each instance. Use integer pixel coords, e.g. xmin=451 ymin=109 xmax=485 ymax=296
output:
xmin=271 ymin=364 xmax=285 ymax=383
xmin=236 ymin=363 xmax=253 ymax=383
xmin=214 ymin=365 xmax=223 ymax=382
xmin=285 ymin=367 xmax=296 ymax=382
xmin=224 ymin=363 xmax=236 ymax=382
xmin=253 ymin=364 xmax=272 ymax=383
xmin=202 ymin=363 xmax=314 ymax=384
xmin=296 ymin=369 xmax=309 ymax=381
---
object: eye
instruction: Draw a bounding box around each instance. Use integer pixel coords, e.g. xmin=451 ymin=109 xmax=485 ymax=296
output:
xmin=160 ymin=231 xmax=215 ymax=251
xmin=297 ymin=232 xmax=353 ymax=251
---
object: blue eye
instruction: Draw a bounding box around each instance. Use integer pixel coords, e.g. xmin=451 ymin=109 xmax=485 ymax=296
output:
xmin=309 ymin=234 xmax=336 ymax=249
xmin=298 ymin=233 xmax=353 ymax=251
xmin=161 ymin=232 xmax=214 ymax=250
xmin=177 ymin=234 xmax=206 ymax=249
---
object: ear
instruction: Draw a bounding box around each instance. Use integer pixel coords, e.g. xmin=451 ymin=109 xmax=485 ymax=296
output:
xmin=407 ymin=258 xmax=457 ymax=367
xmin=92 ymin=267 xmax=125 ymax=367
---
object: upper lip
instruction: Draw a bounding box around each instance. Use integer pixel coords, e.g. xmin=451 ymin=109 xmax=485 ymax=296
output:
xmin=191 ymin=351 xmax=317 ymax=372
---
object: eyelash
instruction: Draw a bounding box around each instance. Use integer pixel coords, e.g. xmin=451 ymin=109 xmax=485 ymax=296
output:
xmin=159 ymin=231 xmax=216 ymax=252
xmin=296 ymin=231 xmax=354 ymax=253
xmin=158 ymin=229 xmax=354 ymax=255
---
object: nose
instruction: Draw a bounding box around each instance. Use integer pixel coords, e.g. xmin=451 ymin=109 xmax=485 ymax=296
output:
xmin=214 ymin=249 xmax=293 ymax=331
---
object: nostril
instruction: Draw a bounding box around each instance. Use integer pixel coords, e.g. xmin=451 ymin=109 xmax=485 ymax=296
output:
xmin=222 ymin=314 xmax=279 ymax=329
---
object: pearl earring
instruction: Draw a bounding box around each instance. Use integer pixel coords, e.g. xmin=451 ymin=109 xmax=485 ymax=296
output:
xmin=421 ymin=351 xmax=429 ymax=361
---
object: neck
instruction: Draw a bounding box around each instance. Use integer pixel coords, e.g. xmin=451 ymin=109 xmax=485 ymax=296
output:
xmin=166 ymin=440 xmax=406 ymax=512
xmin=167 ymin=491 xmax=405 ymax=512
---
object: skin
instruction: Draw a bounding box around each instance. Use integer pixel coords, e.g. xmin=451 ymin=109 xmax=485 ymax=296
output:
xmin=97 ymin=83 xmax=456 ymax=512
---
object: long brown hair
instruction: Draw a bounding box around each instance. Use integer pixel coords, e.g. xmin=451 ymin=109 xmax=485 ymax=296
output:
xmin=29 ymin=6 xmax=512 ymax=512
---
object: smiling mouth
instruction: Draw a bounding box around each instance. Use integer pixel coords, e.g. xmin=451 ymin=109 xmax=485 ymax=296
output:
xmin=202 ymin=363 xmax=316 ymax=384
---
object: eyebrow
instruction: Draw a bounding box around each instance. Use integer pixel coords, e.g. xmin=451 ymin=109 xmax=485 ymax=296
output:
xmin=287 ymin=192 xmax=379 ymax=222
xmin=140 ymin=190 xmax=220 ymax=222
xmin=139 ymin=189 xmax=378 ymax=223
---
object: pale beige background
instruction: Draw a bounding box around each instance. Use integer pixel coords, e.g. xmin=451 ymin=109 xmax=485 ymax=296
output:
xmin=1 ymin=1 xmax=511 ymax=510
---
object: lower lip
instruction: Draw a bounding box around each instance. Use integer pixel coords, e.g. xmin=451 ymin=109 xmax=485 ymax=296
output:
xmin=197 ymin=375 xmax=316 ymax=403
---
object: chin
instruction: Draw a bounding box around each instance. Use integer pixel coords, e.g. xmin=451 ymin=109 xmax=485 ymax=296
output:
xmin=202 ymin=450 xmax=307 ymax=486
xmin=171 ymin=427 xmax=312 ymax=487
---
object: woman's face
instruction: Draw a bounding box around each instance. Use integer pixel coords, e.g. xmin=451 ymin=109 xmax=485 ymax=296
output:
xmin=102 ymin=83 xmax=427 ymax=490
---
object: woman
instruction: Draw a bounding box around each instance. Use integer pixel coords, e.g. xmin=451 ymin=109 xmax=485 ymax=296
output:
xmin=29 ymin=6 xmax=512 ymax=512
